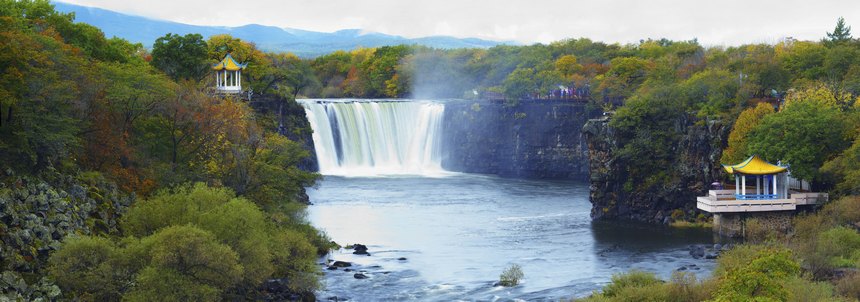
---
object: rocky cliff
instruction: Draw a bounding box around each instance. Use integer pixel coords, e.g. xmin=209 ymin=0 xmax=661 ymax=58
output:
xmin=442 ymin=100 xmax=600 ymax=179
xmin=582 ymin=115 xmax=728 ymax=223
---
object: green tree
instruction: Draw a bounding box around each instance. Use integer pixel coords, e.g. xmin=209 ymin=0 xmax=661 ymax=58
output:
xmin=827 ymin=17 xmax=853 ymax=46
xmin=502 ymin=67 xmax=536 ymax=103
xmin=747 ymin=101 xmax=852 ymax=186
xmin=125 ymin=225 xmax=243 ymax=302
xmin=150 ymin=33 xmax=209 ymax=81
xmin=48 ymin=237 xmax=130 ymax=301
xmin=822 ymin=138 xmax=860 ymax=196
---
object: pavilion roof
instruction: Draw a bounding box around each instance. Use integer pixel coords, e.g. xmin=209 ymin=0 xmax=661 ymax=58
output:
xmin=722 ymin=155 xmax=787 ymax=175
xmin=212 ymin=53 xmax=247 ymax=71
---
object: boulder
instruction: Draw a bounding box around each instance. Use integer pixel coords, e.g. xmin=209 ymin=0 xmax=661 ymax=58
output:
xmin=331 ymin=261 xmax=352 ymax=268
xmin=353 ymin=273 xmax=369 ymax=279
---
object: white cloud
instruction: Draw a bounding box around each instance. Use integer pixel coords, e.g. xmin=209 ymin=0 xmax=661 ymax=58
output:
xmin=57 ymin=0 xmax=860 ymax=45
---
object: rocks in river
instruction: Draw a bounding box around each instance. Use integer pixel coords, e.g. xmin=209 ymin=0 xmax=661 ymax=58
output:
xmin=676 ymin=264 xmax=700 ymax=271
xmin=397 ymin=257 xmax=407 ymax=261
xmin=689 ymin=244 xmax=733 ymax=260
xmin=689 ymin=245 xmax=705 ymax=259
xmin=331 ymin=261 xmax=352 ymax=268
xmin=327 ymin=266 xmax=338 ymax=270
xmin=353 ymin=273 xmax=369 ymax=279
xmin=351 ymin=243 xmax=371 ymax=255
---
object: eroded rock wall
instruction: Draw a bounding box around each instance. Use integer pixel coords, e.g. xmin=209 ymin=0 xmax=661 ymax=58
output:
xmin=582 ymin=115 xmax=728 ymax=223
xmin=441 ymin=100 xmax=599 ymax=179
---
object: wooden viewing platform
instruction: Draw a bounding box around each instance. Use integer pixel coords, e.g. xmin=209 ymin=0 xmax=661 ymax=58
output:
xmin=696 ymin=189 xmax=827 ymax=213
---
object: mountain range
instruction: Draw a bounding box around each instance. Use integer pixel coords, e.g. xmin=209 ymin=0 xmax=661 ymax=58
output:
xmin=53 ymin=2 xmax=512 ymax=57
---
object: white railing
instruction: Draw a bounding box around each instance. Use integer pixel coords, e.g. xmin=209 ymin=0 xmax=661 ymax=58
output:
xmin=697 ymin=196 xmax=795 ymax=213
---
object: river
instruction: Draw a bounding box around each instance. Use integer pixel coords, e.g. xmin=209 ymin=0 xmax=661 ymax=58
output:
xmin=300 ymin=99 xmax=718 ymax=301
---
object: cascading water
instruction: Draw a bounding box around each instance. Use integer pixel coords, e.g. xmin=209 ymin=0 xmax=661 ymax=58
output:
xmin=300 ymin=99 xmax=446 ymax=176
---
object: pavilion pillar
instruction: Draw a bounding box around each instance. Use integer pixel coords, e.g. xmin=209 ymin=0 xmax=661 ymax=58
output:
xmin=741 ymin=175 xmax=746 ymax=196
xmin=735 ymin=177 xmax=740 ymax=195
xmin=238 ymin=71 xmax=241 ymax=89
xmin=756 ymin=176 xmax=761 ymax=195
xmin=774 ymin=174 xmax=778 ymax=198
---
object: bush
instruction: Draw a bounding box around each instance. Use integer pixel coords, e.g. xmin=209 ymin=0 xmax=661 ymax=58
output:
xmin=744 ymin=218 xmax=783 ymax=243
xmin=128 ymin=225 xmax=244 ymax=301
xmin=47 ymin=236 xmax=125 ymax=301
xmin=835 ymin=273 xmax=860 ymax=300
xmin=785 ymin=276 xmax=842 ymax=302
xmin=602 ymin=271 xmax=663 ymax=298
xmin=498 ymin=264 xmax=524 ymax=287
xmin=712 ymin=246 xmax=800 ymax=301
xmin=667 ymin=271 xmax=716 ymax=302
xmin=819 ymin=227 xmax=860 ymax=268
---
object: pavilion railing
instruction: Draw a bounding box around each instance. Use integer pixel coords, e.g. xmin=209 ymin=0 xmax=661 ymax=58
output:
xmin=735 ymin=194 xmax=778 ymax=200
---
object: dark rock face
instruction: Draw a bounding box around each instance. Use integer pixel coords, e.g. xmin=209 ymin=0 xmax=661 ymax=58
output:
xmin=582 ymin=115 xmax=728 ymax=223
xmin=250 ymin=95 xmax=319 ymax=172
xmin=442 ymin=99 xmax=600 ymax=179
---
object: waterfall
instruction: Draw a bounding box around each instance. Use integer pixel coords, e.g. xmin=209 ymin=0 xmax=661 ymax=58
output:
xmin=300 ymin=99 xmax=447 ymax=176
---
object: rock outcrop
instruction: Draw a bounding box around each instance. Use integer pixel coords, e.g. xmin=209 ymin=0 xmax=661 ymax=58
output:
xmin=442 ymin=99 xmax=600 ymax=179
xmin=582 ymin=114 xmax=728 ymax=223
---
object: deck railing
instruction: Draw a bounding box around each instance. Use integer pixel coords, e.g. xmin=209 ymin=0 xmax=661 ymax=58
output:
xmin=735 ymin=194 xmax=778 ymax=200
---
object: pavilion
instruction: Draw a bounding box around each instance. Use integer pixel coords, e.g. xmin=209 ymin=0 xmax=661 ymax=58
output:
xmin=723 ymin=155 xmax=788 ymax=201
xmin=213 ymin=53 xmax=247 ymax=93
xmin=697 ymin=155 xmax=827 ymax=237
xmin=697 ymin=155 xmax=827 ymax=213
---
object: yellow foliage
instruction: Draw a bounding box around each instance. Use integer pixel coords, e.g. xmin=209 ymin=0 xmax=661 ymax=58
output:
xmin=783 ymin=83 xmax=849 ymax=110
xmin=721 ymin=102 xmax=775 ymax=164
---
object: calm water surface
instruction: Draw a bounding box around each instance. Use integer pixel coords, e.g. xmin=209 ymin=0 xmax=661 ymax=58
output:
xmin=308 ymin=174 xmax=717 ymax=301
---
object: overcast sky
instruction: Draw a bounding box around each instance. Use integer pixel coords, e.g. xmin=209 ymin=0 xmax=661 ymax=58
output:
xmin=58 ymin=0 xmax=860 ymax=45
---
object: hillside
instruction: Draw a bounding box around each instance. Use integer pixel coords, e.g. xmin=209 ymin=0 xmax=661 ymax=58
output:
xmin=52 ymin=1 xmax=511 ymax=56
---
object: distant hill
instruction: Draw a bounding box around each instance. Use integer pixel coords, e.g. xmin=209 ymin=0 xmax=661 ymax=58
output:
xmin=53 ymin=2 xmax=513 ymax=57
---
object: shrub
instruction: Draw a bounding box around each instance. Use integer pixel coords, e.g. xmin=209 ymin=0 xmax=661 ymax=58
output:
xmin=819 ymin=227 xmax=860 ymax=268
xmin=130 ymin=225 xmax=244 ymax=300
xmin=712 ymin=247 xmax=800 ymax=301
xmin=835 ymin=273 xmax=860 ymax=300
xmin=48 ymin=236 xmax=125 ymax=301
xmin=744 ymin=218 xmax=782 ymax=243
xmin=601 ymin=271 xmax=663 ymax=298
xmin=785 ymin=276 xmax=842 ymax=302
xmin=498 ymin=264 xmax=524 ymax=287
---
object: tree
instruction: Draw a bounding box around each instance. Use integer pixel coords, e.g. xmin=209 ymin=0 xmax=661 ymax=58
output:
xmin=48 ymin=237 xmax=129 ymax=301
xmin=827 ymin=17 xmax=853 ymax=46
xmin=502 ymin=67 xmax=536 ymax=102
xmin=822 ymin=138 xmax=860 ymax=196
xmin=150 ymin=33 xmax=209 ymax=81
xmin=554 ymin=54 xmax=581 ymax=79
xmin=747 ymin=101 xmax=852 ymax=186
xmin=126 ymin=225 xmax=243 ymax=302
xmin=721 ymin=102 xmax=775 ymax=164
xmin=597 ymin=57 xmax=653 ymax=101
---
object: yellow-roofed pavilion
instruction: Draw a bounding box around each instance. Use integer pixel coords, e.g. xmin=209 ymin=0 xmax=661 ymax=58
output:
xmin=722 ymin=155 xmax=787 ymax=200
xmin=213 ymin=53 xmax=247 ymax=93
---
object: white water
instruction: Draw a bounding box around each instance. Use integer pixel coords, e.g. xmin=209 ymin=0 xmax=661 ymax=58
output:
xmin=300 ymin=99 xmax=447 ymax=177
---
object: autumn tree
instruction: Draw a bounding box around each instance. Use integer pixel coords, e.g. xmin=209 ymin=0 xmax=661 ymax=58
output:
xmin=721 ymin=102 xmax=775 ymax=164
